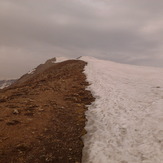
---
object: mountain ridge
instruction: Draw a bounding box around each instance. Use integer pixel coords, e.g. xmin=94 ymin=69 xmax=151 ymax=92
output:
xmin=0 ymin=59 xmax=94 ymax=163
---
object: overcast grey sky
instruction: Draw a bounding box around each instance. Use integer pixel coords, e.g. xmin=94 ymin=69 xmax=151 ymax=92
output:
xmin=0 ymin=0 xmax=163 ymax=79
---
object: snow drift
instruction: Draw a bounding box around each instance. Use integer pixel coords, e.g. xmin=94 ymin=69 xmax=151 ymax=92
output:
xmin=0 ymin=79 xmax=16 ymax=89
xmin=81 ymin=57 xmax=163 ymax=163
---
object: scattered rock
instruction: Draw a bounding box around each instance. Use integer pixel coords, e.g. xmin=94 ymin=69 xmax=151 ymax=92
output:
xmin=69 ymin=148 xmax=72 ymax=151
xmin=38 ymin=108 xmax=44 ymax=112
xmin=16 ymin=144 xmax=30 ymax=152
xmin=6 ymin=120 xmax=21 ymax=125
xmin=28 ymin=99 xmax=35 ymax=102
xmin=28 ymin=104 xmax=39 ymax=109
xmin=13 ymin=109 xmax=20 ymax=114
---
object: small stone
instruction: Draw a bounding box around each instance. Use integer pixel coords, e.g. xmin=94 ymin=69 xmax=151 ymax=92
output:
xmin=73 ymin=97 xmax=78 ymax=102
xmin=16 ymin=144 xmax=30 ymax=152
xmin=28 ymin=99 xmax=35 ymax=102
xmin=44 ymin=128 xmax=48 ymax=132
xmin=13 ymin=109 xmax=19 ymax=114
xmin=6 ymin=120 xmax=20 ymax=125
xmin=38 ymin=108 xmax=44 ymax=112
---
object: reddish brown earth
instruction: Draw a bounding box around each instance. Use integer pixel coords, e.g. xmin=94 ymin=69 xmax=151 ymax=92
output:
xmin=0 ymin=60 xmax=94 ymax=163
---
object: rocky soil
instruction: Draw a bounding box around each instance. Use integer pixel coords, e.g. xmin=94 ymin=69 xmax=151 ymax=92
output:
xmin=0 ymin=60 xmax=94 ymax=163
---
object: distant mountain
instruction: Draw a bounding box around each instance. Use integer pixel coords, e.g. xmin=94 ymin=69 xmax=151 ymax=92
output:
xmin=13 ymin=57 xmax=70 ymax=86
xmin=13 ymin=57 xmax=56 ymax=86
xmin=0 ymin=57 xmax=69 ymax=89
xmin=0 ymin=79 xmax=16 ymax=89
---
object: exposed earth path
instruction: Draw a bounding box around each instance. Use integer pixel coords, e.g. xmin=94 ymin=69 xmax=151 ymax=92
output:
xmin=0 ymin=60 xmax=94 ymax=163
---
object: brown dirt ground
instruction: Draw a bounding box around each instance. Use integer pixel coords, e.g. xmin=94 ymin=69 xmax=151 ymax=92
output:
xmin=0 ymin=60 xmax=94 ymax=163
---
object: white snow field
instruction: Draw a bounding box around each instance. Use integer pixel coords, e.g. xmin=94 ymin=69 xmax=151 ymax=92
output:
xmin=81 ymin=57 xmax=163 ymax=163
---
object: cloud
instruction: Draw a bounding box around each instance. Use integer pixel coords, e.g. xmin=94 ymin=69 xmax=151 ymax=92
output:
xmin=0 ymin=0 xmax=163 ymax=78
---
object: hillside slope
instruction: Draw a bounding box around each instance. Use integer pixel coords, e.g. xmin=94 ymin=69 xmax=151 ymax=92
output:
xmin=0 ymin=60 xmax=94 ymax=163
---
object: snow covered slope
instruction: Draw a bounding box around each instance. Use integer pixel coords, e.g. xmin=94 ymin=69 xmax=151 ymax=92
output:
xmin=81 ymin=57 xmax=163 ymax=163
